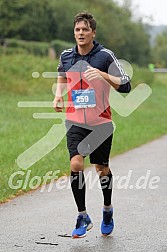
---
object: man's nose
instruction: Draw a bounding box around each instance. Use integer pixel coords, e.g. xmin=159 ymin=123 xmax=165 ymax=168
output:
xmin=79 ymin=29 xmax=83 ymax=34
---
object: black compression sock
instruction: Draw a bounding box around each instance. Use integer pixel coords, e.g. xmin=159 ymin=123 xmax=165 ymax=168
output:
xmin=70 ymin=171 xmax=86 ymax=212
xmin=99 ymin=170 xmax=113 ymax=206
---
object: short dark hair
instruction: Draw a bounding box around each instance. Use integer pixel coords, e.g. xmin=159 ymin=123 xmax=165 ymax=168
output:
xmin=74 ymin=12 xmax=96 ymax=31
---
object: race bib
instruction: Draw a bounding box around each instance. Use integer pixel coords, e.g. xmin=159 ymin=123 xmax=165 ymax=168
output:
xmin=72 ymin=89 xmax=96 ymax=109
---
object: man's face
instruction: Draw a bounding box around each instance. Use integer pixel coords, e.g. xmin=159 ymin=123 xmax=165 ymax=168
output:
xmin=74 ymin=21 xmax=96 ymax=47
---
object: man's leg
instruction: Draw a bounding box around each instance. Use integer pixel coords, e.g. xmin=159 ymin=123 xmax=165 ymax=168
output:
xmin=70 ymin=154 xmax=93 ymax=238
xmin=66 ymin=122 xmax=90 ymax=214
xmin=65 ymin=122 xmax=93 ymax=237
xmin=95 ymin=164 xmax=114 ymax=236
xmin=89 ymin=123 xmax=114 ymax=236
xmin=70 ymin=155 xmax=86 ymax=214
xmin=95 ymin=164 xmax=113 ymax=210
xmin=89 ymin=122 xmax=113 ymax=210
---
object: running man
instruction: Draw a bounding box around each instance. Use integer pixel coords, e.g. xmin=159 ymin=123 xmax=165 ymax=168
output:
xmin=53 ymin=12 xmax=131 ymax=238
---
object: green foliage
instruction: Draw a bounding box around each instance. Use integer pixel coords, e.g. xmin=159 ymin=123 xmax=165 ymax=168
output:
xmin=117 ymin=22 xmax=151 ymax=66
xmin=49 ymin=0 xmax=86 ymax=42
xmin=152 ymin=30 xmax=167 ymax=67
xmin=0 ymin=38 xmax=75 ymax=57
xmin=0 ymin=0 xmax=151 ymax=66
xmin=4 ymin=38 xmax=49 ymax=56
xmin=0 ymin=45 xmax=27 ymax=55
xmin=0 ymin=0 xmax=57 ymax=41
xmin=50 ymin=39 xmax=74 ymax=57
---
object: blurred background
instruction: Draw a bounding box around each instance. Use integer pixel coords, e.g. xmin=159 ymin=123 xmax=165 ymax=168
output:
xmin=0 ymin=0 xmax=167 ymax=66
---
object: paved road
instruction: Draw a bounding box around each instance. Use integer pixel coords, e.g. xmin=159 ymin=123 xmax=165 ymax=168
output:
xmin=0 ymin=135 xmax=167 ymax=252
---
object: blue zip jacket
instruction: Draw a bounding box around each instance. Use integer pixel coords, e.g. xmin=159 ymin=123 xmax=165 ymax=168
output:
xmin=57 ymin=41 xmax=131 ymax=125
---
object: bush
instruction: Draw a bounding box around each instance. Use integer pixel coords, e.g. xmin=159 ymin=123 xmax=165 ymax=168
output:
xmin=3 ymin=39 xmax=49 ymax=56
xmin=0 ymin=39 xmax=75 ymax=58
xmin=50 ymin=39 xmax=74 ymax=57
xmin=0 ymin=46 xmax=28 ymax=55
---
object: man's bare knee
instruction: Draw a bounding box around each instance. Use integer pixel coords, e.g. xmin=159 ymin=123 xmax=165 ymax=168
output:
xmin=70 ymin=155 xmax=84 ymax=172
xmin=95 ymin=164 xmax=110 ymax=176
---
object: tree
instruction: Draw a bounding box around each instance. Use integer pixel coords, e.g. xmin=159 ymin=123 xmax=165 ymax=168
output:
xmin=0 ymin=0 xmax=152 ymax=65
xmin=0 ymin=0 xmax=57 ymax=41
xmin=152 ymin=30 xmax=167 ymax=67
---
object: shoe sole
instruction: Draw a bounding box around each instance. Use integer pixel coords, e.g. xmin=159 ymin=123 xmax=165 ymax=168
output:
xmin=101 ymin=229 xmax=114 ymax=236
xmin=72 ymin=233 xmax=87 ymax=239
xmin=102 ymin=233 xmax=112 ymax=236
xmin=87 ymin=222 xmax=93 ymax=231
xmin=72 ymin=223 xmax=93 ymax=239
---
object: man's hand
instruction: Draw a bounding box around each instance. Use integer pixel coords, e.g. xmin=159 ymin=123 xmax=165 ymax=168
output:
xmin=53 ymin=96 xmax=64 ymax=112
xmin=84 ymin=66 xmax=103 ymax=81
xmin=85 ymin=65 xmax=121 ymax=89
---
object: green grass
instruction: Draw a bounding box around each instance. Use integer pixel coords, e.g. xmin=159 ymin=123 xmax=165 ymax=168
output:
xmin=112 ymin=72 xmax=167 ymax=155
xmin=0 ymin=54 xmax=167 ymax=202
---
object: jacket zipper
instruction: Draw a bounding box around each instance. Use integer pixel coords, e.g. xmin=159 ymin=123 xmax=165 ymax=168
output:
xmin=80 ymin=57 xmax=87 ymax=124
xmin=102 ymin=91 xmax=106 ymax=112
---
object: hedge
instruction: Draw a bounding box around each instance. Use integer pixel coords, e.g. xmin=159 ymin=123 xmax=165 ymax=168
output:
xmin=50 ymin=39 xmax=74 ymax=57
xmin=0 ymin=38 xmax=74 ymax=57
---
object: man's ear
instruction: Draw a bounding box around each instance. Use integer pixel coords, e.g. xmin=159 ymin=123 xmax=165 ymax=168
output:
xmin=93 ymin=30 xmax=96 ymax=38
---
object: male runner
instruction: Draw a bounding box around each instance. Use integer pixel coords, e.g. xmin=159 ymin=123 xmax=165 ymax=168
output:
xmin=54 ymin=12 xmax=131 ymax=238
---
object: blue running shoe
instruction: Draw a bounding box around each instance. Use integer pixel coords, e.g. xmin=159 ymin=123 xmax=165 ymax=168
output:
xmin=101 ymin=208 xmax=114 ymax=236
xmin=72 ymin=214 xmax=93 ymax=238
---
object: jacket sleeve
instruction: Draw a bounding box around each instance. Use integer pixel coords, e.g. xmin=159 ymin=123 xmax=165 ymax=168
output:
xmin=117 ymin=78 xmax=131 ymax=93
xmin=106 ymin=52 xmax=131 ymax=93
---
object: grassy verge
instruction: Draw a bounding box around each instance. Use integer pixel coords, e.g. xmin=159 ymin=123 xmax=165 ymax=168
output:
xmin=0 ymin=54 xmax=167 ymax=202
xmin=112 ymin=71 xmax=167 ymax=155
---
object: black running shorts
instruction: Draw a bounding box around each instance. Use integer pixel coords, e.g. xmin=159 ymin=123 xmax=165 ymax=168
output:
xmin=65 ymin=120 xmax=113 ymax=166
